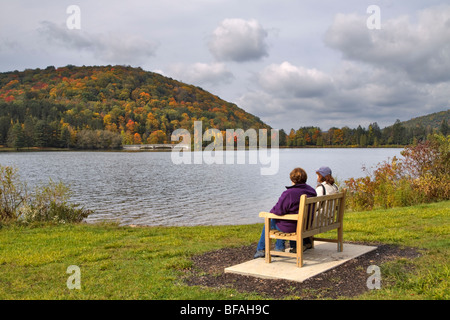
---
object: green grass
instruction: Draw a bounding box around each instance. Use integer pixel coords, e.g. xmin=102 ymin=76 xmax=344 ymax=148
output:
xmin=0 ymin=201 xmax=448 ymax=300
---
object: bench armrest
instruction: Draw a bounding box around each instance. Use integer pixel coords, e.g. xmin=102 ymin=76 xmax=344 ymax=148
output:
xmin=259 ymin=212 xmax=299 ymax=221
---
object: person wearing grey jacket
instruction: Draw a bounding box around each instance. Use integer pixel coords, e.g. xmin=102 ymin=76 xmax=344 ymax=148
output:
xmin=315 ymin=166 xmax=339 ymax=196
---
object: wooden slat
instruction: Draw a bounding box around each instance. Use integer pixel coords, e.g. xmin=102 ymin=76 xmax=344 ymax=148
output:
xmin=308 ymin=204 xmax=315 ymax=230
xmin=305 ymin=192 xmax=344 ymax=203
xmin=269 ymin=230 xmax=297 ymax=240
xmin=319 ymin=204 xmax=324 ymax=228
xmin=302 ymin=222 xmax=341 ymax=237
xmin=269 ymin=250 xmax=294 ymax=258
xmin=313 ymin=237 xmax=338 ymax=243
xmin=328 ymin=199 xmax=334 ymax=225
xmin=270 ymin=230 xmax=295 ymax=237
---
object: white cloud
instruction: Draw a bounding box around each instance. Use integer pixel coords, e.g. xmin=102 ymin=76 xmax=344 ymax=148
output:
xmin=208 ymin=18 xmax=269 ymax=62
xmin=38 ymin=21 xmax=159 ymax=65
xmin=258 ymin=61 xmax=334 ymax=98
xmin=167 ymin=62 xmax=234 ymax=86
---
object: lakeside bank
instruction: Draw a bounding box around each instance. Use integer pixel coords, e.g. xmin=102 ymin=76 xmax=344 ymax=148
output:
xmin=1 ymin=200 xmax=448 ymax=300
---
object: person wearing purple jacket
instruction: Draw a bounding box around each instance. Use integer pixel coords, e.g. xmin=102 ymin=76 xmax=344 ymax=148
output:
xmin=254 ymin=167 xmax=317 ymax=259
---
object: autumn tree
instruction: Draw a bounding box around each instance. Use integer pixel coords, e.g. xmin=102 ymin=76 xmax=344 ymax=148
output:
xmin=147 ymin=130 xmax=167 ymax=144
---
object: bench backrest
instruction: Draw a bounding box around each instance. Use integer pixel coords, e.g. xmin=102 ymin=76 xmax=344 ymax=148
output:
xmin=297 ymin=190 xmax=346 ymax=234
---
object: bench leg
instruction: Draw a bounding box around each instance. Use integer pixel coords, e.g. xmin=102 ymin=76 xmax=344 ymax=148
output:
xmin=296 ymin=239 xmax=303 ymax=267
xmin=337 ymin=227 xmax=343 ymax=252
xmin=265 ymin=218 xmax=271 ymax=263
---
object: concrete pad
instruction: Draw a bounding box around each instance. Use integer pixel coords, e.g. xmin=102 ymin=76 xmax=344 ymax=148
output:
xmin=224 ymin=241 xmax=377 ymax=283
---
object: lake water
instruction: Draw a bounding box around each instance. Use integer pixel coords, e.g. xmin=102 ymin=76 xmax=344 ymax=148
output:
xmin=0 ymin=148 xmax=402 ymax=226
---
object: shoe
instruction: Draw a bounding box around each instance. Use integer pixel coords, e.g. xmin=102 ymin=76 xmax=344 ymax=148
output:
xmin=253 ymin=250 xmax=265 ymax=259
xmin=289 ymin=243 xmax=312 ymax=253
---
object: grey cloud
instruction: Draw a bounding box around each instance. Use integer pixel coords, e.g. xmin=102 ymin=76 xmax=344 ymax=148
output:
xmin=167 ymin=62 xmax=234 ymax=86
xmin=238 ymin=59 xmax=447 ymax=130
xmin=208 ymin=18 xmax=269 ymax=62
xmin=38 ymin=21 xmax=158 ymax=65
xmin=324 ymin=6 xmax=450 ymax=83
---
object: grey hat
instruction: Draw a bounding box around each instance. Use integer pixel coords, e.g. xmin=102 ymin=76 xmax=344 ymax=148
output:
xmin=316 ymin=166 xmax=332 ymax=177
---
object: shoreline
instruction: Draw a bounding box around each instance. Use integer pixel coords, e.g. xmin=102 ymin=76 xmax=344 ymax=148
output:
xmin=0 ymin=144 xmax=406 ymax=153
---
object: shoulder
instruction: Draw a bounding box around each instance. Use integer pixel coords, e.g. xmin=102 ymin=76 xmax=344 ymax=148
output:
xmin=324 ymin=183 xmax=339 ymax=194
xmin=287 ymin=184 xmax=316 ymax=196
xmin=316 ymin=183 xmax=325 ymax=196
xmin=302 ymin=183 xmax=317 ymax=196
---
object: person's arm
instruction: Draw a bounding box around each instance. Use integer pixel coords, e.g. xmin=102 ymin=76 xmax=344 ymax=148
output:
xmin=270 ymin=191 xmax=290 ymax=216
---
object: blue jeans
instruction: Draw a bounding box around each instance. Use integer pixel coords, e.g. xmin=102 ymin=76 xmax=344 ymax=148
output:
xmin=257 ymin=219 xmax=286 ymax=251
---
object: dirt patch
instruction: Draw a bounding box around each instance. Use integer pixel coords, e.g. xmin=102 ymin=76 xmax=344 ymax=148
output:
xmin=183 ymin=242 xmax=421 ymax=299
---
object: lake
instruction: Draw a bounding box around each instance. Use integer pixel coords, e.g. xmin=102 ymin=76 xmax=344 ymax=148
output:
xmin=0 ymin=148 xmax=402 ymax=226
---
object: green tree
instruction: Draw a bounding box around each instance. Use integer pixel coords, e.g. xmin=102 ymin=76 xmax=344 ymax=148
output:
xmin=7 ymin=122 xmax=26 ymax=150
xmin=34 ymin=120 xmax=52 ymax=147
xmin=60 ymin=126 xmax=72 ymax=148
xmin=0 ymin=116 xmax=11 ymax=144
xmin=440 ymin=120 xmax=448 ymax=136
xmin=278 ymin=129 xmax=287 ymax=146
xmin=359 ymin=134 xmax=367 ymax=147
xmin=23 ymin=118 xmax=35 ymax=148
xmin=392 ymin=119 xmax=406 ymax=145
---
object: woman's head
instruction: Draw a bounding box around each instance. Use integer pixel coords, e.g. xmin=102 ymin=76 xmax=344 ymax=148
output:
xmin=316 ymin=166 xmax=335 ymax=185
xmin=290 ymin=167 xmax=307 ymax=184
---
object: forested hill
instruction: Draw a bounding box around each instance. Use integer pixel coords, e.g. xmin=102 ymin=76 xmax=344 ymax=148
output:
xmin=282 ymin=109 xmax=448 ymax=148
xmin=392 ymin=110 xmax=449 ymax=131
xmin=0 ymin=65 xmax=269 ymax=149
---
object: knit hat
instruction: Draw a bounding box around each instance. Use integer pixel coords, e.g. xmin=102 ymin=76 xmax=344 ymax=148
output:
xmin=316 ymin=166 xmax=332 ymax=177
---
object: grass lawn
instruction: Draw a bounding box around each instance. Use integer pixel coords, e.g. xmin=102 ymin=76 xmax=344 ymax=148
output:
xmin=0 ymin=201 xmax=448 ymax=300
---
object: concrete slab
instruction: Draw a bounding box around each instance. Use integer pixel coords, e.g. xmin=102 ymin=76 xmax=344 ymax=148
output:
xmin=224 ymin=241 xmax=377 ymax=283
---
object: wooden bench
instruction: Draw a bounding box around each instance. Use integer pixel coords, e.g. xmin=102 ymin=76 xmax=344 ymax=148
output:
xmin=259 ymin=190 xmax=347 ymax=267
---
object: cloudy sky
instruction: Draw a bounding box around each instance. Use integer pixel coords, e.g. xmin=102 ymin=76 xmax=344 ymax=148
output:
xmin=1 ymin=0 xmax=449 ymax=131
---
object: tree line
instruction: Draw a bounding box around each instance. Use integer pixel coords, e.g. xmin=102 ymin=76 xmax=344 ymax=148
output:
xmin=4 ymin=104 xmax=447 ymax=150
xmin=278 ymin=118 xmax=448 ymax=147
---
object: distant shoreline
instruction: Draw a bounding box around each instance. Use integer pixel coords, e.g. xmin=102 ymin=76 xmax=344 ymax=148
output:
xmin=0 ymin=144 xmax=406 ymax=152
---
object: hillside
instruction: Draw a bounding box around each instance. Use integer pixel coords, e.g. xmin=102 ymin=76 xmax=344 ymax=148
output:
xmin=282 ymin=109 xmax=448 ymax=147
xmin=394 ymin=110 xmax=449 ymax=130
xmin=0 ymin=65 xmax=269 ymax=148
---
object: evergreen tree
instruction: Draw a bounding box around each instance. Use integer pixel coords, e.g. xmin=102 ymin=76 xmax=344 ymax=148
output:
xmin=60 ymin=126 xmax=72 ymax=148
xmin=440 ymin=120 xmax=448 ymax=136
xmin=34 ymin=120 xmax=51 ymax=147
xmin=7 ymin=122 xmax=25 ymax=149
xmin=0 ymin=116 xmax=11 ymax=144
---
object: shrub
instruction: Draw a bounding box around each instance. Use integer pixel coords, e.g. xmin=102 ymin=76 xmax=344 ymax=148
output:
xmin=401 ymin=134 xmax=450 ymax=201
xmin=0 ymin=165 xmax=92 ymax=223
xmin=20 ymin=180 xmax=92 ymax=223
xmin=345 ymin=133 xmax=449 ymax=211
xmin=0 ymin=166 xmax=28 ymax=221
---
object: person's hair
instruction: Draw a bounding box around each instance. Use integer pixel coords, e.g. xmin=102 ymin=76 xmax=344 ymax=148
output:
xmin=290 ymin=167 xmax=307 ymax=184
xmin=317 ymin=173 xmax=335 ymax=185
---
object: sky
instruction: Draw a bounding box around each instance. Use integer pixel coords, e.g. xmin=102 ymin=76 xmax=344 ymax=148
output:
xmin=0 ymin=0 xmax=449 ymax=131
